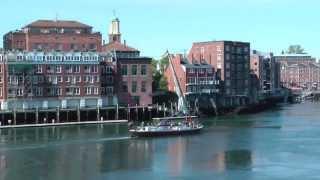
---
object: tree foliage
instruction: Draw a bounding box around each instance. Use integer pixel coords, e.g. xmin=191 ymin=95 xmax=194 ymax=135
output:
xmin=286 ymin=45 xmax=306 ymax=54
xmin=151 ymin=58 xmax=168 ymax=91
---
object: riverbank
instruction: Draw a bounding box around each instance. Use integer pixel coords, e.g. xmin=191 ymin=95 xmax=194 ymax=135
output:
xmin=198 ymin=96 xmax=286 ymax=117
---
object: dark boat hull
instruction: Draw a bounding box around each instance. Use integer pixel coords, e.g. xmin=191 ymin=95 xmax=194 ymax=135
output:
xmin=130 ymin=128 xmax=202 ymax=137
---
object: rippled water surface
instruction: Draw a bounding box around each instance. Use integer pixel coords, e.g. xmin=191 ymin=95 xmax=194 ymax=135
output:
xmin=1 ymin=102 xmax=320 ymax=180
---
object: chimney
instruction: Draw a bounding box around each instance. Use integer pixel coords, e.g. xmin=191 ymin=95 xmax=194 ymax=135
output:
xmin=103 ymin=40 xmax=105 ymax=45
xmin=124 ymin=40 xmax=126 ymax=47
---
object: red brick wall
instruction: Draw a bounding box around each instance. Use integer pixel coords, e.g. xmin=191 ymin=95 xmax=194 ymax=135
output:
xmin=188 ymin=42 xmax=225 ymax=79
xmin=26 ymin=33 xmax=102 ymax=52
xmin=4 ymin=32 xmax=27 ymax=50
xmin=165 ymin=54 xmax=186 ymax=94
xmin=117 ymin=59 xmax=152 ymax=106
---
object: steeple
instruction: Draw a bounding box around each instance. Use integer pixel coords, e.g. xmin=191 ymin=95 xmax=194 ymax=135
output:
xmin=109 ymin=18 xmax=121 ymax=43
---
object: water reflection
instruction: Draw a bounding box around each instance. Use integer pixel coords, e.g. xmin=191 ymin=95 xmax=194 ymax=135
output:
xmin=212 ymin=150 xmax=252 ymax=171
xmin=3 ymin=102 xmax=317 ymax=179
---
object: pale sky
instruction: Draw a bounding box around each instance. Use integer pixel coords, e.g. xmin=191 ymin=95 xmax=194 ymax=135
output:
xmin=1 ymin=0 xmax=319 ymax=59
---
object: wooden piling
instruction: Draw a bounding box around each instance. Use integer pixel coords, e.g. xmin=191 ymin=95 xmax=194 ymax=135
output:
xmin=97 ymin=107 xmax=100 ymax=121
xmin=13 ymin=109 xmax=17 ymax=125
xmin=77 ymin=106 xmax=80 ymax=122
xmin=35 ymin=107 xmax=39 ymax=124
xmin=136 ymin=104 xmax=138 ymax=121
xmin=116 ymin=104 xmax=119 ymax=120
xmin=56 ymin=107 xmax=60 ymax=123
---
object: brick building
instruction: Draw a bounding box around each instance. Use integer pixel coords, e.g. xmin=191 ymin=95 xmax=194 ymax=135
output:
xmin=164 ymin=54 xmax=218 ymax=108
xmin=0 ymin=51 xmax=117 ymax=110
xmin=3 ymin=20 xmax=102 ymax=52
xmin=102 ymin=18 xmax=152 ymax=106
xmin=250 ymin=50 xmax=281 ymax=94
xmin=188 ymin=41 xmax=250 ymax=105
xmin=275 ymin=54 xmax=320 ymax=90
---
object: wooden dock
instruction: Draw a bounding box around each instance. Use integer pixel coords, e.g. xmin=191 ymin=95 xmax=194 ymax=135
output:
xmin=0 ymin=120 xmax=128 ymax=129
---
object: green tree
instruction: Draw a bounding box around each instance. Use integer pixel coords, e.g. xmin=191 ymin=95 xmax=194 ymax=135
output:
xmin=286 ymin=45 xmax=306 ymax=54
xmin=151 ymin=57 xmax=169 ymax=91
xmin=159 ymin=75 xmax=168 ymax=90
xmin=159 ymin=57 xmax=169 ymax=73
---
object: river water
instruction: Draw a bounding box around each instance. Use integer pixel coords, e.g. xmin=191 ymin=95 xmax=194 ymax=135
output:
xmin=0 ymin=102 xmax=320 ymax=180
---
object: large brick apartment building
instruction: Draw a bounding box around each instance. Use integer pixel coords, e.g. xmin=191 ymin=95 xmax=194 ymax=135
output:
xmin=188 ymin=41 xmax=251 ymax=105
xmin=275 ymin=54 xmax=320 ymax=90
xmin=0 ymin=51 xmax=117 ymax=110
xmin=3 ymin=20 xmax=102 ymax=52
xmin=0 ymin=18 xmax=152 ymax=110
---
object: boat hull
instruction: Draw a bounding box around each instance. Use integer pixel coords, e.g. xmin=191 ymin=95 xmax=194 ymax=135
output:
xmin=130 ymin=127 xmax=203 ymax=137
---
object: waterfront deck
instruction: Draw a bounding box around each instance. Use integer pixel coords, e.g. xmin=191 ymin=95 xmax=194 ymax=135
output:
xmin=0 ymin=119 xmax=128 ymax=129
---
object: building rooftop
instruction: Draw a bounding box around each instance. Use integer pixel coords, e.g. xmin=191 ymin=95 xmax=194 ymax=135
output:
xmin=193 ymin=40 xmax=250 ymax=45
xmin=24 ymin=20 xmax=92 ymax=29
xmin=103 ymin=42 xmax=138 ymax=52
xmin=274 ymin=54 xmax=312 ymax=57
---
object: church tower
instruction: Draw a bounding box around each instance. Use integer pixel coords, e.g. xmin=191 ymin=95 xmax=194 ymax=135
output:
xmin=109 ymin=18 xmax=121 ymax=43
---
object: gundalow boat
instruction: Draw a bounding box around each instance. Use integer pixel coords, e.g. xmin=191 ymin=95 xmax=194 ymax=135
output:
xmin=129 ymin=116 xmax=204 ymax=137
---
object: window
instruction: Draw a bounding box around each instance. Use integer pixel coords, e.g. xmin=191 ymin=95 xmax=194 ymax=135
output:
xmin=93 ymin=87 xmax=99 ymax=95
xmin=74 ymin=88 xmax=80 ymax=95
xmin=132 ymin=81 xmax=137 ymax=93
xmin=188 ymin=77 xmax=195 ymax=84
xmin=132 ymin=96 xmax=140 ymax=105
xmin=225 ymin=45 xmax=230 ymax=52
xmin=121 ymin=65 xmax=128 ymax=75
xmin=84 ymin=76 xmax=89 ymax=83
xmin=131 ymin=65 xmax=137 ymax=75
xmin=226 ymin=71 xmax=231 ymax=78
xmin=47 ymin=65 xmax=54 ymax=73
xmin=57 ymin=76 xmax=63 ymax=83
xmin=106 ymin=87 xmax=113 ymax=94
xmin=226 ymin=54 xmax=230 ymax=61
xmin=0 ymin=76 xmax=2 ymax=83
xmin=56 ymin=65 xmax=61 ymax=73
xmin=35 ymin=87 xmax=42 ymax=96
xmin=141 ymin=81 xmax=146 ymax=92
xmin=199 ymin=68 xmax=205 ymax=74
xmin=76 ymin=76 xmax=81 ymax=82
xmin=226 ymin=80 xmax=231 ymax=87
xmin=65 ymin=65 xmax=72 ymax=73
xmin=188 ymin=68 xmax=195 ymax=74
xmin=106 ymin=66 xmax=113 ymax=74
xmin=36 ymin=65 xmax=42 ymax=73
xmin=56 ymin=88 xmax=62 ymax=96
xmin=65 ymin=76 xmax=71 ymax=82
xmin=141 ymin=65 xmax=147 ymax=75
xmin=94 ymin=76 xmax=99 ymax=83
xmin=74 ymin=65 xmax=80 ymax=73
xmin=92 ymin=65 xmax=98 ymax=73
xmin=85 ymin=87 xmax=92 ymax=95
xmin=17 ymin=88 xmax=23 ymax=96
xmin=84 ymin=65 xmax=91 ymax=73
